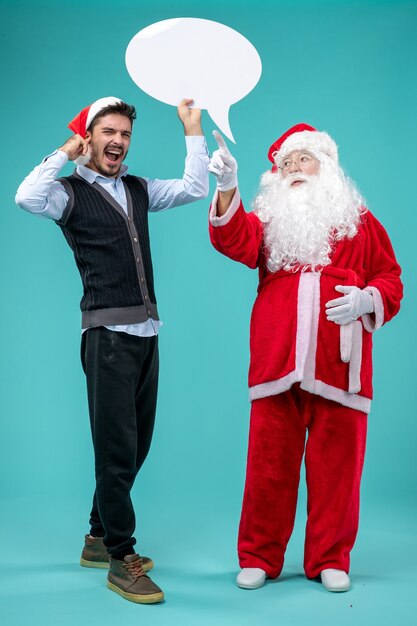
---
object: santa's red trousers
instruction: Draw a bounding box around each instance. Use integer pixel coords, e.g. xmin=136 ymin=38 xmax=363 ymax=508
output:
xmin=238 ymin=385 xmax=367 ymax=579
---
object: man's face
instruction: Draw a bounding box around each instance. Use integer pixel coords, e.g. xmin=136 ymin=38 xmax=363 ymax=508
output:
xmin=85 ymin=113 xmax=132 ymax=178
xmin=280 ymin=150 xmax=320 ymax=186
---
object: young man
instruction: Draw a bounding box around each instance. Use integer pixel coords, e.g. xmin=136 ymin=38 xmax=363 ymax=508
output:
xmin=208 ymin=125 xmax=402 ymax=592
xmin=16 ymin=96 xmax=209 ymax=603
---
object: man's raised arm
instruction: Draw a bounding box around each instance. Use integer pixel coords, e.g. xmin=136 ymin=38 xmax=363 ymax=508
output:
xmin=15 ymin=134 xmax=89 ymax=220
xmin=146 ymin=99 xmax=210 ymax=212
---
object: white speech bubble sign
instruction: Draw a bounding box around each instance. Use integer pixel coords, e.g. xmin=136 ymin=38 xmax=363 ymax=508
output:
xmin=125 ymin=18 xmax=262 ymax=142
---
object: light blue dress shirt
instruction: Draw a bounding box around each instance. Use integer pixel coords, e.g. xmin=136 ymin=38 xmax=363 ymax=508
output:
xmin=16 ymin=136 xmax=210 ymax=336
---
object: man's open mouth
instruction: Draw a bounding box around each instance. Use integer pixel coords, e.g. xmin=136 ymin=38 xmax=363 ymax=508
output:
xmin=104 ymin=150 xmax=122 ymax=165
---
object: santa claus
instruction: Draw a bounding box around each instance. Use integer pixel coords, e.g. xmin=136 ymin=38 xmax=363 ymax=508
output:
xmin=208 ymin=124 xmax=403 ymax=592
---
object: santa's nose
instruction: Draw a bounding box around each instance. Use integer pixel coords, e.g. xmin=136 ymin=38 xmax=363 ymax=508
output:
xmin=288 ymin=160 xmax=301 ymax=173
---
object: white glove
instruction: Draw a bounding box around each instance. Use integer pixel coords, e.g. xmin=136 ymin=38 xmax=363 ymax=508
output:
xmin=325 ymin=285 xmax=374 ymax=325
xmin=208 ymin=130 xmax=238 ymax=192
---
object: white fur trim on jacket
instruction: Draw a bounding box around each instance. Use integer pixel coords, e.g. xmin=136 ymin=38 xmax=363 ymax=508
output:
xmin=249 ymin=272 xmax=372 ymax=413
xmin=301 ymin=379 xmax=371 ymax=413
xmin=209 ymin=188 xmax=241 ymax=226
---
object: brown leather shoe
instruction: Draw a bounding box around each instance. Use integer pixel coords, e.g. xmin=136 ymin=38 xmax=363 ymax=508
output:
xmin=80 ymin=535 xmax=153 ymax=572
xmin=107 ymin=554 xmax=164 ymax=604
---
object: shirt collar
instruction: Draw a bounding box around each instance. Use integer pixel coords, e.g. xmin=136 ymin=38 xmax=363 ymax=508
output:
xmin=76 ymin=163 xmax=129 ymax=184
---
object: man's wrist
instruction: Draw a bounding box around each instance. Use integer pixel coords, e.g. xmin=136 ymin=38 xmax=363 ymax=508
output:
xmin=184 ymin=124 xmax=203 ymax=136
xmin=57 ymin=147 xmax=71 ymax=159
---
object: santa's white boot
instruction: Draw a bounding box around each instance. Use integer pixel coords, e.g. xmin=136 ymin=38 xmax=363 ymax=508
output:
xmin=320 ymin=569 xmax=350 ymax=592
xmin=236 ymin=568 xmax=266 ymax=589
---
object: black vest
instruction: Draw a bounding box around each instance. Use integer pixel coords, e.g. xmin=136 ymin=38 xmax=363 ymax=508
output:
xmin=57 ymin=172 xmax=159 ymax=328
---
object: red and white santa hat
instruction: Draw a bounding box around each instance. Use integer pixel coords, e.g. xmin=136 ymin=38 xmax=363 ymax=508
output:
xmin=268 ymin=123 xmax=338 ymax=172
xmin=68 ymin=96 xmax=123 ymax=137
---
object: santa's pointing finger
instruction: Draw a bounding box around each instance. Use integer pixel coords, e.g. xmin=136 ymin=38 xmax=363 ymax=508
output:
xmin=208 ymin=130 xmax=238 ymax=192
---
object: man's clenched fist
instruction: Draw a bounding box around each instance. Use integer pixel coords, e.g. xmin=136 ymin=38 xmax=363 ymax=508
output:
xmin=59 ymin=134 xmax=89 ymax=161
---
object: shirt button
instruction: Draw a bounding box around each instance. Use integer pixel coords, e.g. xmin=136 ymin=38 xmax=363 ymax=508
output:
xmin=136 ymin=258 xmax=140 ymax=263
xmin=141 ymin=277 xmax=144 ymax=283
xmin=144 ymin=295 xmax=148 ymax=300
xmin=133 ymin=237 xmax=138 ymax=243
xmin=147 ymin=310 xmax=151 ymax=315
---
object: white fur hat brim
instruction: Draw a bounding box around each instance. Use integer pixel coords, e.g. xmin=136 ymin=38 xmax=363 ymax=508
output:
xmin=273 ymin=130 xmax=338 ymax=164
xmin=86 ymin=96 xmax=122 ymax=130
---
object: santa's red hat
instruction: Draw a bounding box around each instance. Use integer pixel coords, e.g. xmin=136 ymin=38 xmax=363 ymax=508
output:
xmin=268 ymin=123 xmax=338 ymax=172
xmin=68 ymin=96 xmax=122 ymax=137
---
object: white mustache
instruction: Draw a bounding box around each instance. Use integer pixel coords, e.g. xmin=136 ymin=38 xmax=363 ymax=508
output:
xmin=284 ymin=173 xmax=309 ymax=186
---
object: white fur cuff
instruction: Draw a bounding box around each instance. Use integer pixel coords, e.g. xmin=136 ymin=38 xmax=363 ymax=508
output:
xmin=209 ymin=188 xmax=241 ymax=226
xmin=362 ymin=286 xmax=384 ymax=332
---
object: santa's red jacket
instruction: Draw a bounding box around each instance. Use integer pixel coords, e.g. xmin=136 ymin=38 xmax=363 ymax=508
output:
xmin=209 ymin=191 xmax=403 ymax=414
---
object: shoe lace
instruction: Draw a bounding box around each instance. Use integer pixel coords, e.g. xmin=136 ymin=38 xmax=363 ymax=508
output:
xmin=124 ymin=558 xmax=145 ymax=581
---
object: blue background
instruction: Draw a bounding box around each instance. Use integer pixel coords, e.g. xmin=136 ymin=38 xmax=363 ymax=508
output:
xmin=1 ymin=1 xmax=416 ymax=624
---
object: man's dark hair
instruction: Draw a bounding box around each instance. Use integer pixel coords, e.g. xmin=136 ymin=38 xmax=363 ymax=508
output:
xmin=89 ymin=102 xmax=136 ymax=131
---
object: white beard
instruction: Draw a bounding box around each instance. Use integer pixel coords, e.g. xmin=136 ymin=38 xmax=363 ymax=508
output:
xmin=253 ymin=155 xmax=366 ymax=272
